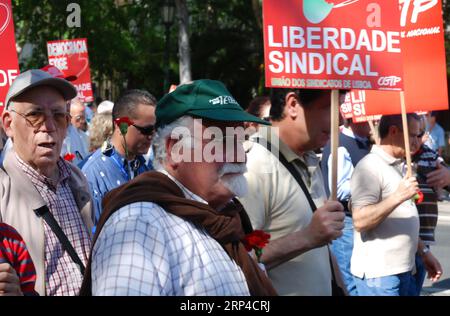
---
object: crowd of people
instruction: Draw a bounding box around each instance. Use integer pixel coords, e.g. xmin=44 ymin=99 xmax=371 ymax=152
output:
xmin=0 ymin=66 xmax=449 ymax=296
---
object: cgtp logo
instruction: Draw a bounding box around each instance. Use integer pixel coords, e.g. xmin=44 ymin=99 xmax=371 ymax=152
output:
xmin=0 ymin=2 xmax=11 ymax=36
xmin=303 ymin=0 xmax=360 ymax=24
xmin=378 ymin=76 xmax=401 ymax=87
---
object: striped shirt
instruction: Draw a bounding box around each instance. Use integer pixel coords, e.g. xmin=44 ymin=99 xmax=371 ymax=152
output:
xmin=17 ymin=155 xmax=91 ymax=296
xmin=0 ymin=223 xmax=37 ymax=295
xmin=91 ymin=171 xmax=250 ymax=296
xmin=412 ymin=144 xmax=440 ymax=244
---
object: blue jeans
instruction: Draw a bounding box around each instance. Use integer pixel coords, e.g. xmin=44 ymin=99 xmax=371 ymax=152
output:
xmin=354 ymin=271 xmax=413 ymax=296
xmin=330 ymin=216 xmax=358 ymax=295
xmin=409 ymin=253 xmax=427 ymax=296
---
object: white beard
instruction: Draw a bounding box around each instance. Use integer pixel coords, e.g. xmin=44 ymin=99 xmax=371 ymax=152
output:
xmin=218 ymin=163 xmax=248 ymax=198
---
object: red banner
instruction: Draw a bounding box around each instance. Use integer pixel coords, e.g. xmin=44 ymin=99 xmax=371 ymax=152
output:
xmin=363 ymin=0 xmax=448 ymax=115
xmin=263 ymin=0 xmax=403 ymax=91
xmin=340 ymin=90 xmax=381 ymax=122
xmin=0 ymin=0 xmax=19 ymax=113
xmin=47 ymin=38 xmax=94 ymax=103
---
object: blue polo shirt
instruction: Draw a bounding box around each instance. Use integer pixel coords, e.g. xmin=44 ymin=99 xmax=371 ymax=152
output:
xmin=82 ymin=145 xmax=151 ymax=224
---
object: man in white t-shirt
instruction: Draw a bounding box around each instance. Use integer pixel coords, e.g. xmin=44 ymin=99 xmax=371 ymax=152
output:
xmin=350 ymin=114 xmax=442 ymax=296
xmin=239 ymin=88 xmax=345 ymax=295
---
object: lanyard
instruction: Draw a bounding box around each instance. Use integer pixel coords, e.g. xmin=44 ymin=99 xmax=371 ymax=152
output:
xmin=110 ymin=152 xmax=131 ymax=180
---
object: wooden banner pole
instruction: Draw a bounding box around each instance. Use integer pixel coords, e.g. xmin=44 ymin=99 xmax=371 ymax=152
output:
xmin=400 ymin=91 xmax=412 ymax=177
xmin=330 ymin=90 xmax=340 ymax=201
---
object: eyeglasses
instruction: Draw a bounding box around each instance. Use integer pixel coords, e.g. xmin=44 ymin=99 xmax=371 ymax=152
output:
xmin=132 ymin=124 xmax=155 ymax=136
xmin=73 ymin=115 xmax=86 ymax=122
xmin=10 ymin=109 xmax=71 ymax=129
xmin=190 ymin=135 xmax=246 ymax=150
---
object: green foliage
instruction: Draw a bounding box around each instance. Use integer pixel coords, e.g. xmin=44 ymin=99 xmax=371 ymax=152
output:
xmin=12 ymin=0 xmax=266 ymax=104
xmin=13 ymin=0 xmax=167 ymax=98
xmin=188 ymin=0 xmax=266 ymax=107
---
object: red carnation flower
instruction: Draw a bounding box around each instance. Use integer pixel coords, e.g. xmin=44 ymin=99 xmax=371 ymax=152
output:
xmin=63 ymin=153 xmax=76 ymax=162
xmin=242 ymin=230 xmax=271 ymax=262
xmin=414 ymin=190 xmax=424 ymax=205
xmin=114 ymin=117 xmax=135 ymax=159
xmin=114 ymin=117 xmax=134 ymax=135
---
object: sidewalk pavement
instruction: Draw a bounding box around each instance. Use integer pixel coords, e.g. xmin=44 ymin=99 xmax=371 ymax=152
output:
xmin=421 ymin=200 xmax=450 ymax=296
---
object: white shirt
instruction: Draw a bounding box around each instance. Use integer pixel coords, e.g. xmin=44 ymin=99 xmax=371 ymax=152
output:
xmin=350 ymin=145 xmax=419 ymax=278
xmin=239 ymin=129 xmax=332 ymax=295
xmin=91 ymin=171 xmax=250 ymax=296
xmin=327 ymin=127 xmax=369 ymax=201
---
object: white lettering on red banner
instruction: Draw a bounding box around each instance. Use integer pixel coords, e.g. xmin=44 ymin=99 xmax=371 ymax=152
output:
xmin=263 ymin=0 xmax=403 ymax=91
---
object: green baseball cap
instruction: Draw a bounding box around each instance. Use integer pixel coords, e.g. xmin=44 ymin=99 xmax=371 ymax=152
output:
xmin=156 ymin=79 xmax=271 ymax=128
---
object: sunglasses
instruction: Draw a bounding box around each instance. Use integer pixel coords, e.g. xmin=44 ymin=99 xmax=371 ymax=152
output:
xmin=410 ymin=131 xmax=425 ymax=139
xmin=132 ymin=124 xmax=155 ymax=136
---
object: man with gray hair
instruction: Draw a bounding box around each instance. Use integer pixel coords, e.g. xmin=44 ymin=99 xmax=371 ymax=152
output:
xmin=0 ymin=69 xmax=93 ymax=295
xmin=61 ymin=98 xmax=90 ymax=166
xmin=80 ymin=79 xmax=276 ymax=296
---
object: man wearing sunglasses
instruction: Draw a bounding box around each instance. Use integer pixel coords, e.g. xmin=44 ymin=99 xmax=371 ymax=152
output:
xmin=0 ymin=69 xmax=93 ymax=295
xmin=82 ymin=89 xmax=156 ymax=224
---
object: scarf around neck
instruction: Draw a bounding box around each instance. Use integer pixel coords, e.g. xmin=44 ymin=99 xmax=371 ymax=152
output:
xmin=80 ymin=171 xmax=276 ymax=296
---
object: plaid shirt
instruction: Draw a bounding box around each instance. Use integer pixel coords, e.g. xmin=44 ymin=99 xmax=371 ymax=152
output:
xmin=91 ymin=170 xmax=250 ymax=296
xmin=17 ymin=155 xmax=91 ymax=296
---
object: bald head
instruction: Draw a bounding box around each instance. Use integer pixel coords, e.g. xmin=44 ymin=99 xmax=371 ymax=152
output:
xmin=70 ymin=98 xmax=87 ymax=130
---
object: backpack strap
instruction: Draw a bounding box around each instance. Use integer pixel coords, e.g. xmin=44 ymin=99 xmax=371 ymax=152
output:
xmin=254 ymin=137 xmax=346 ymax=296
xmin=34 ymin=206 xmax=85 ymax=275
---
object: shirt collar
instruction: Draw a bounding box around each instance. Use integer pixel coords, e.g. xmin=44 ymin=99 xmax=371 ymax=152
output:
xmin=254 ymin=126 xmax=320 ymax=167
xmin=341 ymin=126 xmax=355 ymax=139
xmin=16 ymin=154 xmax=71 ymax=190
xmin=268 ymin=127 xmax=320 ymax=167
xmin=158 ymin=169 xmax=209 ymax=205
xmin=105 ymin=143 xmax=146 ymax=171
xmin=371 ymin=145 xmax=403 ymax=166
xmin=342 ymin=126 xmax=369 ymax=144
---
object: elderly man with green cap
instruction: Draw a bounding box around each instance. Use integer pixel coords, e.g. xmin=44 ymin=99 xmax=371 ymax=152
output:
xmin=80 ymin=79 xmax=276 ymax=296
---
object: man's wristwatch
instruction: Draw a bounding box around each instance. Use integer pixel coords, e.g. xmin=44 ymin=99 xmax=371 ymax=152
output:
xmin=421 ymin=246 xmax=431 ymax=256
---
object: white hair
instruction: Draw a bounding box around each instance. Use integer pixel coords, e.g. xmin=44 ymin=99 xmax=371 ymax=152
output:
xmin=152 ymin=115 xmax=195 ymax=170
